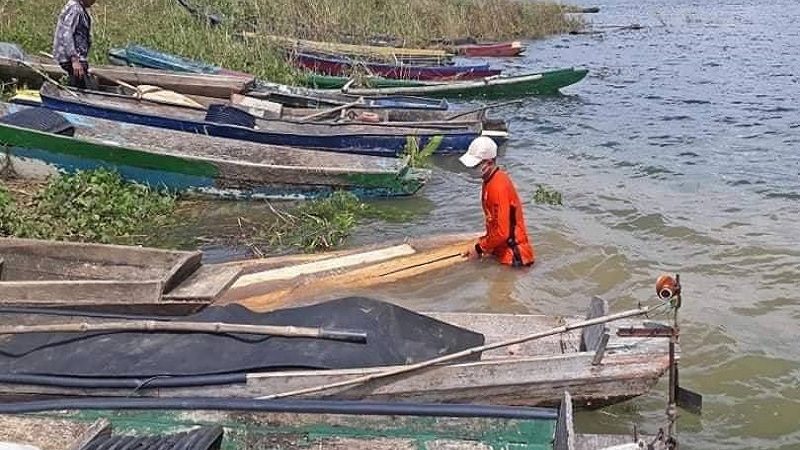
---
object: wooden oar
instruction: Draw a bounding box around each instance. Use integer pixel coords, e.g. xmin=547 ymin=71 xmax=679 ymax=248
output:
xmin=256 ymin=304 xmax=657 ymax=399
xmin=0 ymin=321 xmax=367 ymax=343
xmin=445 ymin=99 xmax=523 ymax=121
xmin=297 ymin=97 xmax=365 ymax=122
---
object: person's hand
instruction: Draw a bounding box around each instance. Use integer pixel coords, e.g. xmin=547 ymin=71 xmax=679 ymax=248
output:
xmin=71 ymin=58 xmax=85 ymax=79
xmin=463 ymin=245 xmax=481 ymax=260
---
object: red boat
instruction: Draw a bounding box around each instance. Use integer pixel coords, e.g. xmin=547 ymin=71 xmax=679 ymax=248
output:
xmin=455 ymin=41 xmax=525 ymax=57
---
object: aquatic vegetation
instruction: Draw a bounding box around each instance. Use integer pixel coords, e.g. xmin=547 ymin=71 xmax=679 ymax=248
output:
xmin=0 ymin=169 xmax=175 ymax=244
xmin=248 ymin=191 xmax=369 ymax=253
xmin=403 ymin=135 xmax=443 ymax=168
xmin=532 ymin=184 xmax=563 ymax=206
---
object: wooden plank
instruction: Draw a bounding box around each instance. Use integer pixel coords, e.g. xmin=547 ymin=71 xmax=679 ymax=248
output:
xmin=591 ymin=333 xmax=610 ymax=365
xmin=221 ymin=235 xmax=477 ymax=311
xmin=554 ymin=392 xmax=574 ymax=450
xmin=230 ymin=244 xmax=416 ymax=288
xmin=581 ymin=296 xmax=608 ymax=351
xmin=67 ymin=419 xmax=111 ymax=450
xmin=0 ymin=280 xmax=163 ymax=304
xmin=0 ymin=257 xmax=4 ymax=280
xmin=164 ymin=264 xmax=242 ymax=302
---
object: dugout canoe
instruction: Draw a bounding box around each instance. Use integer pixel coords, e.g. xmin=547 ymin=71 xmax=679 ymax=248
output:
xmin=0 ymin=55 xmax=254 ymax=99
xmin=38 ymin=83 xmax=488 ymax=156
xmin=452 ymin=41 xmax=526 ymax=57
xmin=292 ymin=52 xmax=502 ymax=81
xmin=340 ymin=68 xmax=590 ymax=99
xmin=0 ymin=102 xmax=428 ymax=201
xmin=0 ymin=296 xmax=672 ymax=409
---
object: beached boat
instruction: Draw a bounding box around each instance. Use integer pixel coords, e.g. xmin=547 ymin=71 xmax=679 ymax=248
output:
xmin=0 ymin=393 xmax=656 ymax=449
xmin=339 ymin=68 xmax=590 ymax=99
xmin=0 ymin=43 xmax=255 ymax=98
xmin=0 ymin=295 xmax=672 ymax=409
xmin=253 ymin=33 xmax=454 ymax=65
xmin=105 ymin=45 xmax=452 ymax=109
xmin=0 ymin=103 xmax=428 ymax=201
xmin=0 ymin=234 xmax=471 ymax=314
xmin=38 ymin=83 xmax=488 ymax=155
xmin=292 ymin=52 xmax=502 ymax=81
xmin=0 ymin=237 xmax=213 ymax=313
xmin=452 ymin=41 xmax=526 ymax=57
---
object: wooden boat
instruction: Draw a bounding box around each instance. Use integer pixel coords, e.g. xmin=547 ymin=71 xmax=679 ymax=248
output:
xmin=0 ymin=102 xmax=429 ymax=201
xmin=0 ymin=296 xmax=672 ymax=409
xmin=452 ymin=41 xmax=525 ymax=57
xmin=0 ymin=237 xmax=226 ymax=313
xmin=292 ymin=52 xmax=502 ymax=81
xmin=104 ymin=45 xmax=452 ymax=110
xmin=253 ymin=33 xmax=454 ymax=65
xmin=108 ymin=45 xmax=250 ymax=79
xmin=38 ymin=83 xmax=488 ymax=156
xmin=341 ymin=68 xmax=590 ymax=99
xmin=0 ymin=55 xmax=254 ymax=99
xmin=249 ymin=81 xmax=450 ymax=110
xmin=0 ymin=234 xmax=471 ymax=314
xmin=0 ymin=393 xmax=657 ymax=449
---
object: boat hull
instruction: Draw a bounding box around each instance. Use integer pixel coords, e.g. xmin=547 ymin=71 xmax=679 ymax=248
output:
xmin=0 ymin=103 xmax=428 ymax=199
xmin=455 ymin=41 xmax=525 ymax=57
xmin=39 ymin=86 xmax=480 ymax=155
xmin=293 ymin=52 xmax=502 ymax=81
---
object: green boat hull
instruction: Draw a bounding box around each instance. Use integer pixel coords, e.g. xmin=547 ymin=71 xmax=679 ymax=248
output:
xmin=10 ymin=409 xmax=558 ymax=450
xmin=302 ymin=68 xmax=589 ymax=99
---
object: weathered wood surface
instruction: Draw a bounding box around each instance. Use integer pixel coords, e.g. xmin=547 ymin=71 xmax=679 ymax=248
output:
xmin=0 ymin=415 xmax=89 ymax=450
xmin=0 ymin=57 xmax=254 ymax=98
xmin=0 ymin=280 xmax=163 ymax=305
xmin=163 ymin=264 xmax=242 ymax=302
xmin=554 ymin=392 xmax=574 ymax=450
xmin=0 ymin=314 xmax=671 ymax=408
xmin=0 ymin=237 xmax=202 ymax=307
xmin=218 ymin=233 xmax=480 ymax=310
xmin=0 ymin=238 xmax=201 ymax=284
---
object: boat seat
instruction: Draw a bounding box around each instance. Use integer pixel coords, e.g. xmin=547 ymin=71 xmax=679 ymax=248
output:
xmin=0 ymin=107 xmax=74 ymax=136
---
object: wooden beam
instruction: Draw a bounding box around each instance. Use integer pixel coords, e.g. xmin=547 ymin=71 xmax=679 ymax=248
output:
xmin=591 ymin=333 xmax=610 ymax=365
xmin=554 ymin=391 xmax=575 ymax=450
xmin=0 ymin=280 xmax=164 ymax=305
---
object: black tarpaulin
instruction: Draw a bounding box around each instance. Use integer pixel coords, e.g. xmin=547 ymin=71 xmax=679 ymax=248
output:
xmin=0 ymin=297 xmax=484 ymax=378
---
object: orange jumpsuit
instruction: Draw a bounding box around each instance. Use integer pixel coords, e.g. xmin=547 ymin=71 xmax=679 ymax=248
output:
xmin=476 ymin=168 xmax=535 ymax=267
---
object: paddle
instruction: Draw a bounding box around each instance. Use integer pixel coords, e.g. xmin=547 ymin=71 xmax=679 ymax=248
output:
xmin=445 ymin=99 xmax=523 ymax=121
xmin=0 ymin=320 xmax=367 ymax=343
xmin=256 ymin=304 xmax=657 ymax=400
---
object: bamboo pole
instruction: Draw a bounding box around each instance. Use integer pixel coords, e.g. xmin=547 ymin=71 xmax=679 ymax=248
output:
xmin=0 ymin=321 xmax=367 ymax=343
xmin=256 ymin=305 xmax=656 ymax=400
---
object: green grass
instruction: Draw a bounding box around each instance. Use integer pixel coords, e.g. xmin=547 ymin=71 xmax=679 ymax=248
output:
xmin=0 ymin=169 xmax=176 ymax=244
xmin=1 ymin=0 xmax=582 ymax=83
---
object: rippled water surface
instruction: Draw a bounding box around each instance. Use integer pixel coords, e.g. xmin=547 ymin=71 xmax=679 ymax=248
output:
xmin=198 ymin=1 xmax=800 ymax=448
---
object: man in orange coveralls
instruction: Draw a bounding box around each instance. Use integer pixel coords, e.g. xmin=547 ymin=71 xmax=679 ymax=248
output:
xmin=460 ymin=136 xmax=535 ymax=267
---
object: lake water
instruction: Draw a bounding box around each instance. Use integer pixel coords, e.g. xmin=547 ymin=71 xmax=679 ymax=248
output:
xmin=197 ymin=1 xmax=800 ymax=448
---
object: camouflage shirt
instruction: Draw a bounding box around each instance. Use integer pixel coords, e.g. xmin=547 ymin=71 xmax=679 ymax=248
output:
xmin=52 ymin=0 xmax=92 ymax=63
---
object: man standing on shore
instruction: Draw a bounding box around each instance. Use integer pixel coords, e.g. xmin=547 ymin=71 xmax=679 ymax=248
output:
xmin=53 ymin=0 xmax=96 ymax=88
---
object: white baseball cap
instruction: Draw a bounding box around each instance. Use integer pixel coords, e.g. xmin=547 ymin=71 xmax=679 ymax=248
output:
xmin=459 ymin=136 xmax=498 ymax=168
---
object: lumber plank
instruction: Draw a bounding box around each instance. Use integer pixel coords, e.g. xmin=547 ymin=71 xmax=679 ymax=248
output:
xmin=164 ymin=264 xmax=242 ymax=301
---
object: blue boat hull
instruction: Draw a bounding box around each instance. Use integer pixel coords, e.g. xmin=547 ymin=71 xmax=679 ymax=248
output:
xmin=39 ymin=95 xmax=477 ymax=156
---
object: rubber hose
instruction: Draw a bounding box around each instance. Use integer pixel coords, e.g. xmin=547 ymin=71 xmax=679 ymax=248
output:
xmin=0 ymin=397 xmax=558 ymax=420
xmin=0 ymin=373 xmax=247 ymax=388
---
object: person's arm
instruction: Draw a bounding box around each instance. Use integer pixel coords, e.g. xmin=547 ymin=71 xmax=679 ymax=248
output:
xmin=477 ymin=182 xmax=512 ymax=255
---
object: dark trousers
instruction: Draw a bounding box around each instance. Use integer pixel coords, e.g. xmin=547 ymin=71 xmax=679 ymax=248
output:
xmin=59 ymin=61 xmax=89 ymax=89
